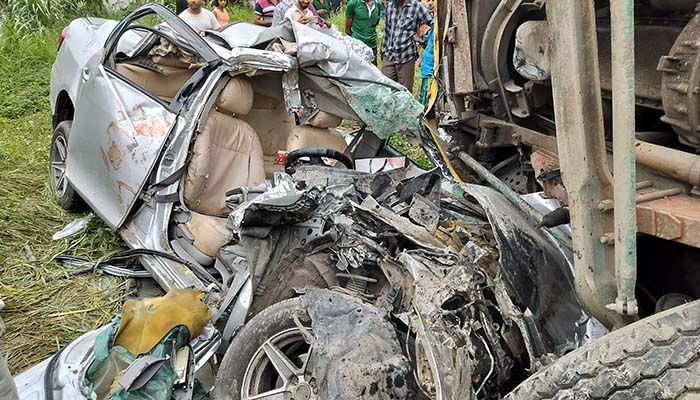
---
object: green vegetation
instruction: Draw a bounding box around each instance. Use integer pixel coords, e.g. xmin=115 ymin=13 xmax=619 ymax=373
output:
xmin=0 ymin=27 xmax=126 ymax=373
xmin=0 ymin=0 xmax=103 ymax=35
xmin=227 ymin=3 xmax=256 ymax=21
xmin=388 ymin=133 xmax=433 ymax=169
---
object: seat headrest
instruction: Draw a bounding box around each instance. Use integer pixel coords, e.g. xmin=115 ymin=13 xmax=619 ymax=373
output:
xmin=216 ymin=77 xmax=254 ymax=116
xmin=307 ymin=111 xmax=342 ymax=128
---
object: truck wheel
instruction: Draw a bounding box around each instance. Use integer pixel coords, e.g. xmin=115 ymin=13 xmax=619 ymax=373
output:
xmin=507 ymin=300 xmax=700 ymax=399
xmin=214 ymin=298 xmax=318 ymax=400
xmin=49 ymin=121 xmax=86 ymax=212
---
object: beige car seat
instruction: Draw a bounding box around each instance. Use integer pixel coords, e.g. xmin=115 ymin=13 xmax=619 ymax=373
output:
xmin=173 ymin=77 xmax=266 ymax=261
xmin=184 ymin=76 xmax=266 ymax=217
xmin=115 ymin=63 xmax=195 ymax=102
xmin=287 ymin=111 xmax=347 ymax=153
xmin=239 ymin=74 xmax=297 ymax=178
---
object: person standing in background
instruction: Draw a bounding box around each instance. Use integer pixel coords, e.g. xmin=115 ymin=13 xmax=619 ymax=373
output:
xmin=345 ymin=0 xmax=382 ymax=64
xmin=254 ymin=0 xmax=279 ymax=26
xmin=312 ymin=0 xmax=331 ymax=17
xmin=213 ymin=0 xmax=230 ymax=28
xmin=179 ymin=0 xmax=219 ymax=33
xmin=284 ymin=0 xmax=317 ymax=25
xmin=417 ymin=0 xmax=434 ymax=105
xmin=381 ymin=0 xmax=432 ymax=91
xmin=273 ymin=0 xmax=327 ymax=27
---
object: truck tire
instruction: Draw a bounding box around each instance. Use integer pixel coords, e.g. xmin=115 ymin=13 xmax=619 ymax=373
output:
xmin=49 ymin=121 xmax=86 ymax=212
xmin=507 ymin=300 xmax=700 ymax=399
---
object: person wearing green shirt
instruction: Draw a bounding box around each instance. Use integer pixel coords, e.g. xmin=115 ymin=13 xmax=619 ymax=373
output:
xmin=312 ymin=0 xmax=331 ymax=17
xmin=345 ymin=0 xmax=383 ymax=64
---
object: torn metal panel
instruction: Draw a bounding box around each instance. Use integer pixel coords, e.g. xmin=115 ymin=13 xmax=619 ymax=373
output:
xmin=356 ymin=197 xmax=448 ymax=252
xmin=293 ymin=165 xmax=365 ymax=189
xmin=457 ymin=183 xmax=607 ymax=355
xmin=227 ymin=47 xmax=297 ymax=74
xmin=217 ymin=19 xmax=423 ymax=135
xmin=66 ymin=69 xmax=176 ymax=229
xmin=282 ymin=67 xmax=302 ymax=113
xmin=408 ymin=194 xmax=440 ymax=232
xmin=288 ymin=21 xmax=423 ymax=137
xmin=301 ymin=289 xmax=411 ymax=399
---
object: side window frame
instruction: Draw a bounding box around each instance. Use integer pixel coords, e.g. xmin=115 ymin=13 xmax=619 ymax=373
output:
xmin=99 ymin=4 xmax=220 ymax=112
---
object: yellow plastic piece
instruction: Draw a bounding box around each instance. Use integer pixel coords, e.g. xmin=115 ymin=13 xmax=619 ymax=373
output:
xmin=110 ymin=370 xmax=126 ymax=396
xmin=113 ymin=289 xmax=211 ymax=355
xmin=423 ymin=2 xmax=462 ymax=183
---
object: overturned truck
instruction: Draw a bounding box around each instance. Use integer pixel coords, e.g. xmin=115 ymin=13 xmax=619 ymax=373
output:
xmin=432 ymin=0 xmax=700 ymax=398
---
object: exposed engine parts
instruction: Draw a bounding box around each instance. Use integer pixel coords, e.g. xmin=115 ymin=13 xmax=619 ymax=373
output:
xmin=491 ymin=1 xmax=700 ymax=151
xmin=659 ymin=13 xmax=700 ymax=148
xmin=214 ymin=166 xmax=605 ymax=398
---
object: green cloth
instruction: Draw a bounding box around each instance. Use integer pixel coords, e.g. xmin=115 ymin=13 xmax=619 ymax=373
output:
xmin=312 ymin=0 xmax=332 ymax=17
xmin=86 ymin=316 xmax=207 ymax=399
xmin=345 ymin=0 xmax=382 ymax=49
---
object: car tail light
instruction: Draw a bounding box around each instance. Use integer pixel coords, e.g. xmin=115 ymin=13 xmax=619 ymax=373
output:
xmin=58 ymin=26 xmax=69 ymax=50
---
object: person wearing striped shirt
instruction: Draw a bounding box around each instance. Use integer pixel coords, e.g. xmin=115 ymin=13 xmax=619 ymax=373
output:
xmin=381 ymin=0 xmax=432 ymax=91
xmin=254 ymin=0 xmax=280 ymax=26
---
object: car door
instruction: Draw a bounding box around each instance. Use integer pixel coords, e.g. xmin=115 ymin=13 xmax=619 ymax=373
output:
xmin=66 ymin=4 xmax=219 ymax=229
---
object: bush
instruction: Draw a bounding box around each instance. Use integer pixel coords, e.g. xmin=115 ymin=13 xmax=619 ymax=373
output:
xmin=0 ymin=0 xmax=105 ymax=36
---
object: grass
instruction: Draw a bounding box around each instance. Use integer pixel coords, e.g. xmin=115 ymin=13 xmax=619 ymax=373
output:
xmin=0 ymin=26 xmax=127 ymax=374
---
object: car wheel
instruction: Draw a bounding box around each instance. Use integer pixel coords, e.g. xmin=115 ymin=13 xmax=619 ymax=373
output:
xmin=506 ymin=300 xmax=700 ymax=399
xmin=214 ymin=297 xmax=319 ymax=400
xmin=49 ymin=121 xmax=86 ymax=212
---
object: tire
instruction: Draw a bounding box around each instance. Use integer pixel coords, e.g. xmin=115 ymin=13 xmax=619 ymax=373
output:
xmin=49 ymin=121 xmax=86 ymax=212
xmin=507 ymin=300 xmax=700 ymax=400
xmin=214 ymin=298 xmax=312 ymax=400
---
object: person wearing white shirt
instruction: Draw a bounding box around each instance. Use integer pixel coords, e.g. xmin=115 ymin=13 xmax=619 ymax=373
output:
xmin=284 ymin=0 xmax=317 ymax=25
xmin=178 ymin=0 xmax=218 ymax=34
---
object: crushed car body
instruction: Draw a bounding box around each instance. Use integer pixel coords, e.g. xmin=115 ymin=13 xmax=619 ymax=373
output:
xmin=18 ymin=164 xmax=604 ymax=399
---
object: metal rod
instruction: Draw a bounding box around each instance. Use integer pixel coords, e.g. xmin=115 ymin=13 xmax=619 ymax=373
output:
xmin=636 ymin=187 xmax=683 ymax=203
xmin=597 ymin=187 xmax=683 ymax=212
xmin=635 ymin=180 xmax=653 ymax=190
xmin=456 ymin=150 xmax=572 ymax=248
xmin=636 ymin=140 xmax=700 ymax=186
xmin=609 ymin=0 xmax=639 ymax=316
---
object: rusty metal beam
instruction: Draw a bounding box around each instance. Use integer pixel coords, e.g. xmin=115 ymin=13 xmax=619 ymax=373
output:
xmin=636 ymin=140 xmax=700 ymax=186
xmin=547 ymin=0 xmax=631 ymax=328
xmin=530 ymin=150 xmax=700 ymax=251
xmin=637 ymin=194 xmax=700 ymax=247
xmin=609 ymin=0 xmax=639 ymax=317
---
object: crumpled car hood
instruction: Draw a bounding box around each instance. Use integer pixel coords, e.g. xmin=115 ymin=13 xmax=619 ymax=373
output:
xmin=208 ymin=21 xmax=424 ymax=139
xmin=222 ymin=167 xmax=606 ymax=397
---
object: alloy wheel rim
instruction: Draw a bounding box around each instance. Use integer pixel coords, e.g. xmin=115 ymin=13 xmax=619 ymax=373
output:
xmin=50 ymin=134 xmax=68 ymax=197
xmin=241 ymin=327 xmax=318 ymax=400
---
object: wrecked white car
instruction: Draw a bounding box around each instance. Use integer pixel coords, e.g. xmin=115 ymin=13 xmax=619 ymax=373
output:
xmin=20 ymin=3 xmax=603 ymax=399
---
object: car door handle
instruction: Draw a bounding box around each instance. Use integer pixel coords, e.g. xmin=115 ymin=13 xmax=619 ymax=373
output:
xmin=81 ymin=67 xmax=90 ymax=81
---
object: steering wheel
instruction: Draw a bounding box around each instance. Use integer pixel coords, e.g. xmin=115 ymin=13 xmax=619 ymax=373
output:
xmin=285 ymin=147 xmax=354 ymax=174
